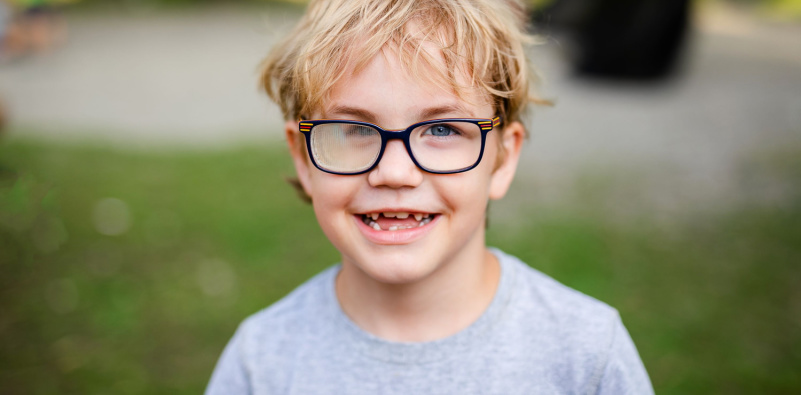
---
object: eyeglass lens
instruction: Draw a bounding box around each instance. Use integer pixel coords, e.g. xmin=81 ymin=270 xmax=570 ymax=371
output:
xmin=309 ymin=121 xmax=483 ymax=173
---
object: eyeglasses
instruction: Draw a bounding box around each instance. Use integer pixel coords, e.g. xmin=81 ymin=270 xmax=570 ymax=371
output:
xmin=297 ymin=117 xmax=501 ymax=175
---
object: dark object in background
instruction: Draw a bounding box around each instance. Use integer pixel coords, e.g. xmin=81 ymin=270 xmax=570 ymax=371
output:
xmin=533 ymin=0 xmax=691 ymax=80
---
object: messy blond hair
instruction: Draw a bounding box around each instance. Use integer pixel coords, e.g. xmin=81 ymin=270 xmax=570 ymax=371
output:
xmin=260 ymin=0 xmax=540 ymax=130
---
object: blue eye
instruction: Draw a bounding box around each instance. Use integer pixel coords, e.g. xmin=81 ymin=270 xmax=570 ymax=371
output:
xmin=423 ymin=124 xmax=459 ymax=137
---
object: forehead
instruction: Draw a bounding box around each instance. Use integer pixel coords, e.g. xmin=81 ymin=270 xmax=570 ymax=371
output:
xmin=319 ymin=45 xmax=493 ymax=126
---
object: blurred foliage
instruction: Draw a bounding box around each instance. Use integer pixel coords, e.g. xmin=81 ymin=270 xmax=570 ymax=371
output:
xmin=767 ymin=0 xmax=801 ymax=17
xmin=53 ymin=0 xmax=801 ymax=23
xmin=71 ymin=0 xmax=305 ymax=7
xmin=49 ymin=0 xmax=801 ymax=20
xmin=728 ymin=0 xmax=801 ymax=17
xmin=62 ymin=0 xmax=801 ymax=12
xmin=0 ymin=138 xmax=800 ymax=394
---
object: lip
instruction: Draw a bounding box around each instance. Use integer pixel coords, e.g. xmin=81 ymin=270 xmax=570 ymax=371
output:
xmin=353 ymin=213 xmax=440 ymax=245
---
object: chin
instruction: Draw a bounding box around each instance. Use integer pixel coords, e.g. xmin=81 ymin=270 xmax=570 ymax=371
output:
xmin=353 ymin=250 xmax=442 ymax=285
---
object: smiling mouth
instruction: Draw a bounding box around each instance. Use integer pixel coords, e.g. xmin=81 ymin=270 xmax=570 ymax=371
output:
xmin=359 ymin=211 xmax=436 ymax=231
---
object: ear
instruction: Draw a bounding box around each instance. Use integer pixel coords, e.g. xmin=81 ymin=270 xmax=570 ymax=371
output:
xmin=285 ymin=120 xmax=313 ymax=197
xmin=489 ymin=121 xmax=525 ymax=200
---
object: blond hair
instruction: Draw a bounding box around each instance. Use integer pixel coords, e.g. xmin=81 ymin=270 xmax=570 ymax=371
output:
xmin=260 ymin=0 xmax=540 ymax=130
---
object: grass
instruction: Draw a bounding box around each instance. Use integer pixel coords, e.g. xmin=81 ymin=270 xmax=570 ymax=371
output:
xmin=1 ymin=138 xmax=799 ymax=394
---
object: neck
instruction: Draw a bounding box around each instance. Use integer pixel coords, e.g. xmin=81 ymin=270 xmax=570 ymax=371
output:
xmin=335 ymin=241 xmax=500 ymax=342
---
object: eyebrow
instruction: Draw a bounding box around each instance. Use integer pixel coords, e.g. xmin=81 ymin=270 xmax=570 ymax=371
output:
xmin=323 ymin=103 xmax=476 ymax=126
xmin=418 ymin=103 xmax=474 ymax=120
xmin=324 ymin=106 xmax=380 ymax=124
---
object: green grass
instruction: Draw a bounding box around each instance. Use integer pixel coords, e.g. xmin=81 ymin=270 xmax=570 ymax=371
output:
xmin=1 ymin=138 xmax=800 ymax=394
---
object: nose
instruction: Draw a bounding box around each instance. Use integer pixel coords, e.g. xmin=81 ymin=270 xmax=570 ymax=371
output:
xmin=367 ymin=140 xmax=423 ymax=188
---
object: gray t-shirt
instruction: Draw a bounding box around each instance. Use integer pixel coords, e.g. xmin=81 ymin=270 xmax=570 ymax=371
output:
xmin=205 ymin=248 xmax=653 ymax=394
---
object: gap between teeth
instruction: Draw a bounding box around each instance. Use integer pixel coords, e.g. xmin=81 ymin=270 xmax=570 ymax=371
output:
xmin=368 ymin=212 xmax=430 ymax=221
xmin=363 ymin=214 xmax=433 ymax=231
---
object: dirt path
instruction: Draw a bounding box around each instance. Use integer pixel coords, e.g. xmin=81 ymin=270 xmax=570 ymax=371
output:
xmin=0 ymin=5 xmax=293 ymax=145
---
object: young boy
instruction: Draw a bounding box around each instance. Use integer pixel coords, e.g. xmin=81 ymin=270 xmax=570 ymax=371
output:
xmin=206 ymin=0 xmax=653 ymax=393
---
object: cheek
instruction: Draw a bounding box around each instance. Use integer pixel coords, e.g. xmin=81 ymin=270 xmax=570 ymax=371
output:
xmin=309 ymin=175 xmax=361 ymax=249
xmin=308 ymin=173 xmax=361 ymax=218
xmin=435 ymin=171 xmax=494 ymax=215
xmin=484 ymin=134 xmax=504 ymax=171
xmin=439 ymin=137 xmax=498 ymax=198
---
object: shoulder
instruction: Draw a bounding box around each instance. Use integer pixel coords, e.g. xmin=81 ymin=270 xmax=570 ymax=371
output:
xmin=492 ymin=248 xmax=653 ymax=394
xmin=205 ymin=266 xmax=339 ymax=394
xmin=494 ymin=248 xmax=618 ymax=328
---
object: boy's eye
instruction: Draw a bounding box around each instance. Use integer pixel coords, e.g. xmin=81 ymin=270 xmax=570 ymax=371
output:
xmin=343 ymin=124 xmax=375 ymax=137
xmin=422 ymin=124 xmax=460 ymax=137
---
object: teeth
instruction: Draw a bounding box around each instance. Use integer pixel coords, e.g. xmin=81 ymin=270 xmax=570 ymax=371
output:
xmin=362 ymin=212 xmax=436 ymax=231
xmin=366 ymin=212 xmax=426 ymax=219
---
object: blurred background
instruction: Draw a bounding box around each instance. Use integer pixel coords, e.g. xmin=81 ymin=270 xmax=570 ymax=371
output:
xmin=1 ymin=0 xmax=800 ymax=393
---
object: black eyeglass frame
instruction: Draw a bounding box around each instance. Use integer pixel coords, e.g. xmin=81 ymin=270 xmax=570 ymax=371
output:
xmin=297 ymin=116 xmax=502 ymax=175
